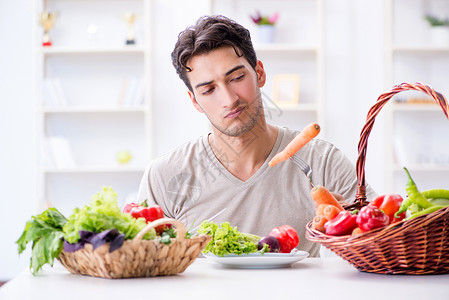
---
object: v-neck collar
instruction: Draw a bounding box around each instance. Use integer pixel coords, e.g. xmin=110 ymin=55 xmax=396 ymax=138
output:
xmin=201 ymin=126 xmax=285 ymax=188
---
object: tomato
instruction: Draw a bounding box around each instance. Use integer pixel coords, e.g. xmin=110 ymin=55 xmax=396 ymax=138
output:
xmin=370 ymin=194 xmax=405 ymax=223
xmin=269 ymin=225 xmax=299 ymax=253
xmin=123 ymin=201 xmax=166 ymax=233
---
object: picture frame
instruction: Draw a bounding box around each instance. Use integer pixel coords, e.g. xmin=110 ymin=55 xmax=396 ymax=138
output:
xmin=272 ymin=74 xmax=300 ymax=105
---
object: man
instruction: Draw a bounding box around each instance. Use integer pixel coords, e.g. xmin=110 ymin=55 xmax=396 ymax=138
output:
xmin=136 ymin=15 xmax=376 ymax=256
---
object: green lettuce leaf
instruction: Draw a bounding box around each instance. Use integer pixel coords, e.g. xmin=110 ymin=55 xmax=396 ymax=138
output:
xmin=198 ymin=221 xmax=262 ymax=256
xmin=63 ymin=186 xmax=155 ymax=243
xmin=16 ymin=207 xmax=67 ymax=275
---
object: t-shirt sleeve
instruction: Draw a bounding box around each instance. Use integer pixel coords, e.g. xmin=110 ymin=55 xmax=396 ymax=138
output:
xmin=136 ymin=162 xmax=176 ymax=219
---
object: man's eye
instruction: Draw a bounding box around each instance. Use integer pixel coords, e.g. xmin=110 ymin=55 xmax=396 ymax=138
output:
xmin=201 ymin=87 xmax=214 ymax=96
xmin=232 ymin=75 xmax=244 ymax=82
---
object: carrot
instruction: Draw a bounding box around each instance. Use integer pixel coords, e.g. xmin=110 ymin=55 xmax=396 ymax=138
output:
xmin=351 ymin=227 xmax=364 ymax=236
xmin=312 ymin=215 xmax=328 ymax=233
xmin=268 ymin=123 xmax=321 ymax=167
xmin=310 ymin=185 xmax=345 ymax=211
xmin=315 ymin=204 xmax=328 ymax=216
xmin=322 ymin=204 xmax=341 ymax=221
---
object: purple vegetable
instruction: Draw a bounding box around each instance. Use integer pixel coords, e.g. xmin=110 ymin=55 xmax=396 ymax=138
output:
xmin=257 ymin=235 xmax=281 ymax=252
xmin=63 ymin=240 xmax=85 ymax=252
xmin=63 ymin=229 xmax=125 ymax=253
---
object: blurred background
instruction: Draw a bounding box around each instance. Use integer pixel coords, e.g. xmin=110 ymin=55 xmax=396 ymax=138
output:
xmin=1 ymin=0 xmax=449 ymax=281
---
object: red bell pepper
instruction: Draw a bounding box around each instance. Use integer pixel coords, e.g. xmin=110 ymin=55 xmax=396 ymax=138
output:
xmin=369 ymin=194 xmax=405 ymax=223
xmin=356 ymin=206 xmax=389 ymax=232
xmin=324 ymin=210 xmax=358 ymax=236
xmin=269 ymin=225 xmax=299 ymax=253
xmin=123 ymin=200 xmax=166 ymax=233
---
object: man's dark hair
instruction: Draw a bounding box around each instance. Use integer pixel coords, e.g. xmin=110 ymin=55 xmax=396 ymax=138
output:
xmin=171 ymin=15 xmax=258 ymax=92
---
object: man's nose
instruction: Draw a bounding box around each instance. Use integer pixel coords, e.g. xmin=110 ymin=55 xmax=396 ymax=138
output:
xmin=221 ymin=85 xmax=239 ymax=108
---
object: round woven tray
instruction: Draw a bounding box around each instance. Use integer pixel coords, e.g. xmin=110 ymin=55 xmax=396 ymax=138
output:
xmin=306 ymin=82 xmax=449 ymax=275
xmin=58 ymin=218 xmax=211 ymax=278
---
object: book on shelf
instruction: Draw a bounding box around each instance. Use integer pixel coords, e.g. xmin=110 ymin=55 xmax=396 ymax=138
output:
xmin=40 ymin=138 xmax=55 ymax=168
xmin=117 ymin=77 xmax=145 ymax=107
xmin=46 ymin=136 xmax=77 ymax=168
xmin=42 ymin=78 xmax=69 ymax=107
xmin=393 ymin=90 xmax=434 ymax=104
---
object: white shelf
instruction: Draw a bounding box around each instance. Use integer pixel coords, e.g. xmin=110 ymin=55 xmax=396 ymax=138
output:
xmin=254 ymin=44 xmax=318 ymax=53
xmin=37 ymin=46 xmax=145 ymax=55
xmin=41 ymin=165 xmax=146 ymax=174
xmin=40 ymin=106 xmax=147 ymax=114
xmin=276 ymin=103 xmax=319 ymax=112
xmin=390 ymin=102 xmax=442 ymax=111
xmin=392 ymin=45 xmax=449 ymax=53
xmin=393 ymin=164 xmax=449 ymax=172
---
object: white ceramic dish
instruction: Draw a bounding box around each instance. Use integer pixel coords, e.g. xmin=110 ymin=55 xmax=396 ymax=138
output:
xmin=203 ymin=250 xmax=309 ymax=269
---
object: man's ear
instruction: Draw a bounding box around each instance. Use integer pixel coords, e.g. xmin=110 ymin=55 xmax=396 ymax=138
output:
xmin=188 ymin=90 xmax=204 ymax=113
xmin=255 ymin=60 xmax=266 ymax=88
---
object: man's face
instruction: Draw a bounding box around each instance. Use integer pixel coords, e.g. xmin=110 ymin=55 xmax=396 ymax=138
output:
xmin=186 ymin=47 xmax=266 ymax=137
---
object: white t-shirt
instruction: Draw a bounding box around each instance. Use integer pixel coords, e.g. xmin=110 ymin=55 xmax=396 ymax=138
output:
xmin=137 ymin=126 xmax=377 ymax=257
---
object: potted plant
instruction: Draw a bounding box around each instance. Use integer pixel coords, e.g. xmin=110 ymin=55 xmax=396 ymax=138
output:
xmin=424 ymin=14 xmax=449 ymax=45
xmin=250 ymin=11 xmax=279 ymax=44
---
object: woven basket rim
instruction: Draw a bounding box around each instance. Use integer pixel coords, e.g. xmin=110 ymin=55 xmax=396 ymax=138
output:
xmin=306 ymin=205 xmax=449 ymax=244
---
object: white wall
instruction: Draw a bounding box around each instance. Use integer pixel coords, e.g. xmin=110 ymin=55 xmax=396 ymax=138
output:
xmin=0 ymin=0 xmax=36 ymax=281
xmin=0 ymin=0 xmax=385 ymax=280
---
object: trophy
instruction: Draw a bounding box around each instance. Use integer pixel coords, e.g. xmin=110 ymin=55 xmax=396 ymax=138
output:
xmin=124 ymin=12 xmax=136 ymax=45
xmin=40 ymin=12 xmax=56 ymax=46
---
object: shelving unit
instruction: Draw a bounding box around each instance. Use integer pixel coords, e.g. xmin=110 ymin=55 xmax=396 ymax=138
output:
xmin=209 ymin=0 xmax=325 ymax=133
xmin=33 ymin=0 xmax=152 ymax=215
xmin=383 ymin=0 xmax=449 ymax=193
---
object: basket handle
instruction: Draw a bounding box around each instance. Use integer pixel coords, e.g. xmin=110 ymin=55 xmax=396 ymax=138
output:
xmin=354 ymin=82 xmax=449 ymax=204
xmin=133 ymin=218 xmax=187 ymax=242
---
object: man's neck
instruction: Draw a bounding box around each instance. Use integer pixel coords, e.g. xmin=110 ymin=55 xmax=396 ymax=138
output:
xmin=208 ymin=123 xmax=278 ymax=181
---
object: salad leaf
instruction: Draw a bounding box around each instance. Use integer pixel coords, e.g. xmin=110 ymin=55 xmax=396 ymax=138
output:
xmin=160 ymin=227 xmax=177 ymax=245
xmin=197 ymin=221 xmax=263 ymax=256
xmin=16 ymin=208 xmax=67 ymax=275
xmin=63 ymin=186 xmax=155 ymax=243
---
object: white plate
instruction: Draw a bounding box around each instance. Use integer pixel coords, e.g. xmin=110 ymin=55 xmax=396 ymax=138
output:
xmin=203 ymin=250 xmax=309 ymax=269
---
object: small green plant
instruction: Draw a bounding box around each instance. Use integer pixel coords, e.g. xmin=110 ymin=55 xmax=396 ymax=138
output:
xmin=424 ymin=14 xmax=449 ymax=27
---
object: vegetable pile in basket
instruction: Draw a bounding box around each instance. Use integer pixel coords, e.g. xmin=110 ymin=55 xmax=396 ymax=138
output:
xmin=16 ymin=187 xmax=177 ymax=275
xmin=312 ymin=167 xmax=449 ymax=236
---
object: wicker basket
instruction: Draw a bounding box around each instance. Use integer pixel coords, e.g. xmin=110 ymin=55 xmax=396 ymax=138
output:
xmin=58 ymin=218 xmax=211 ymax=278
xmin=306 ymin=82 xmax=449 ymax=275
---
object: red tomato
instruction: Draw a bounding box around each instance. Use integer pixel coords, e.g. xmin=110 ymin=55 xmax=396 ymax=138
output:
xmin=123 ymin=201 xmax=166 ymax=233
xmin=369 ymin=195 xmax=386 ymax=208
xmin=379 ymin=194 xmax=404 ymax=223
xmin=369 ymin=194 xmax=405 ymax=223
xmin=269 ymin=225 xmax=299 ymax=253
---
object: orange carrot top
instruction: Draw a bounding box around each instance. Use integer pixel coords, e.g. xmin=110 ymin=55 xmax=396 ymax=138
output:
xmin=310 ymin=185 xmax=344 ymax=211
xmin=268 ymin=123 xmax=320 ymax=167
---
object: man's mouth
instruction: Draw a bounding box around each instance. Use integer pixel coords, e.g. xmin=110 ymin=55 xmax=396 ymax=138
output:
xmin=225 ymin=106 xmax=245 ymax=119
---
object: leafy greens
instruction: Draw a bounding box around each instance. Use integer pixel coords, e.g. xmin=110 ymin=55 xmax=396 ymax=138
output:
xmin=197 ymin=221 xmax=265 ymax=256
xmin=17 ymin=186 xmax=156 ymax=275
xmin=16 ymin=208 xmax=67 ymax=275
xmin=63 ymin=186 xmax=155 ymax=243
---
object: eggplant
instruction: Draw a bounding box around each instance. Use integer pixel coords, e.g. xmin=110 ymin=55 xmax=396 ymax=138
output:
xmin=257 ymin=235 xmax=281 ymax=252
